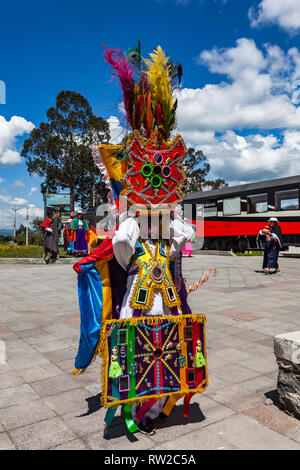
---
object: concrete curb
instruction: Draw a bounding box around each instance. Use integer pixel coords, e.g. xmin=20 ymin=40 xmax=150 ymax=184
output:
xmin=0 ymin=258 xmax=78 ymax=265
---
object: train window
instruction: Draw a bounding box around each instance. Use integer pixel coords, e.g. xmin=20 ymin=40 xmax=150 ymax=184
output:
xmin=275 ymin=189 xmax=299 ymax=211
xmin=204 ymin=203 xmax=217 ymax=217
xmin=247 ymin=194 xmax=268 ymax=213
xmin=223 ymin=197 xmax=241 ymax=215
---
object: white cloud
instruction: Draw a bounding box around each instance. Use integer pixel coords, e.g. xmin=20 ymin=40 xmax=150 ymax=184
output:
xmin=0 ymin=177 xmax=4 ymax=184
xmin=249 ymin=0 xmax=300 ymax=34
xmin=190 ymin=129 xmax=300 ymax=183
xmin=13 ymin=179 xmax=25 ymax=187
xmin=174 ymin=38 xmax=300 ymax=183
xmin=107 ymin=116 xmax=126 ymax=144
xmin=18 ymin=205 xmax=43 ymax=218
xmin=29 ymin=186 xmax=38 ymax=196
xmin=0 ymin=195 xmax=27 ymax=205
xmin=0 ymin=197 xmax=43 ymax=230
xmin=176 ymin=38 xmax=300 ymax=135
xmin=0 ymin=115 xmax=35 ymax=166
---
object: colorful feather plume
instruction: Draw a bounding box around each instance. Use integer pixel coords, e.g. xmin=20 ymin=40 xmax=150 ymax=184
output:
xmin=144 ymin=46 xmax=176 ymax=139
xmin=104 ymin=45 xmax=136 ymax=129
xmin=104 ymin=44 xmax=181 ymax=140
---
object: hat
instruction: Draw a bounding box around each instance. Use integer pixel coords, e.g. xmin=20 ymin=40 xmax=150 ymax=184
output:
xmin=268 ymin=217 xmax=278 ymax=222
xmin=77 ymin=210 xmax=83 ymax=215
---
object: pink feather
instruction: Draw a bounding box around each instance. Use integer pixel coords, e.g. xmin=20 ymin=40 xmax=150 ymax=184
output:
xmin=104 ymin=45 xmax=136 ymax=129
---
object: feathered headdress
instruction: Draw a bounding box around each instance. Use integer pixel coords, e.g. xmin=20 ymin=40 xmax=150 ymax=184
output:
xmin=94 ymin=44 xmax=187 ymax=211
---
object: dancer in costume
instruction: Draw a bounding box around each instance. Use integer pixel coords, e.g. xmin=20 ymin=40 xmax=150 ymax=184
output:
xmin=71 ymin=44 xmax=209 ymax=435
xmin=64 ymin=211 xmax=75 ymax=254
xmin=71 ymin=210 xmax=90 ymax=256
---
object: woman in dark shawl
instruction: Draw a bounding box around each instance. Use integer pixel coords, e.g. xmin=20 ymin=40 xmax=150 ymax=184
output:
xmin=43 ymin=208 xmax=63 ymax=264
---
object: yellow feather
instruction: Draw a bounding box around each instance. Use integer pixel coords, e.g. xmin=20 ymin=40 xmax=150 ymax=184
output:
xmin=144 ymin=46 xmax=174 ymax=110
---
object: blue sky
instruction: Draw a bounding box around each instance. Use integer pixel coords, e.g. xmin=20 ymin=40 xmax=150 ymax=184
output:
xmin=1 ymin=0 xmax=300 ymax=229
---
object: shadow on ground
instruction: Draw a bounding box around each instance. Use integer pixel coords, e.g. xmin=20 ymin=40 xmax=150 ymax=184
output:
xmin=78 ymin=393 xmax=102 ymax=417
xmin=265 ymin=389 xmax=282 ymax=409
xmin=105 ymin=402 xmax=205 ymax=442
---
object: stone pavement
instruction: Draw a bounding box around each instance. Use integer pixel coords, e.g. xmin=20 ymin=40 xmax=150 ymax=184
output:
xmin=0 ymin=254 xmax=300 ymax=450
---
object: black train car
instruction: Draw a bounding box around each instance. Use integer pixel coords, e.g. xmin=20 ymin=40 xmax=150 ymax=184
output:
xmin=184 ymin=175 xmax=300 ymax=251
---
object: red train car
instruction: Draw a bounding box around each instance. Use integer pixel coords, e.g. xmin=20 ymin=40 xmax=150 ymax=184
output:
xmin=184 ymin=175 xmax=300 ymax=251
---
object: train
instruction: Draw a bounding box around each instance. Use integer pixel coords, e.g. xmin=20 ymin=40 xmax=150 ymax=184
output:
xmin=184 ymin=175 xmax=300 ymax=251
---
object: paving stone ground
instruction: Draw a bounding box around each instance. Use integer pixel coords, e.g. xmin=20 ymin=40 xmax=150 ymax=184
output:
xmin=0 ymin=254 xmax=300 ymax=450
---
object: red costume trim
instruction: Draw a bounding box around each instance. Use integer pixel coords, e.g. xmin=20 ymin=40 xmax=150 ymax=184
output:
xmin=73 ymin=236 xmax=114 ymax=274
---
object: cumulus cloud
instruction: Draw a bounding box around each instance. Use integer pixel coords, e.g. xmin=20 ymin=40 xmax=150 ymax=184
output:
xmin=0 ymin=195 xmax=28 ymax=205
xmin=249 ymin=0 xmax=300 ymax=33
xmin=29 ymin=186 xmax=38 ymax=196
xmin=18 ymin=204 xmax=43 ymax=218
xmin=0 ymin=196 xmax=43 ymax=230
xmin=13 ymin=179 xmax=25 ymax=187
xmin=173 ymin=38 xmax=300 ymax=183
xmin=107 ymin=115 xmax=126 ymax=144
xmin=0 ymin=115 xmax=35 ymax=166
xmin=190 ymin=129 xmax=300 ymax=183
xmin=176 ymin=38 xmax=300 ymax=135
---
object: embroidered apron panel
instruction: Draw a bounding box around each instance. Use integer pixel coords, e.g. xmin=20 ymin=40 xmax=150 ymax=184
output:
xmin=100 ymin=314 xmax=208 ymax=407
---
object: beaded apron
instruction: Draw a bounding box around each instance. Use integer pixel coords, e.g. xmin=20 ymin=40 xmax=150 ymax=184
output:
xmin=130 ymin=239 xmax=180 ymax=310
xmin=100 ymin=314 xmax=208 ymax=407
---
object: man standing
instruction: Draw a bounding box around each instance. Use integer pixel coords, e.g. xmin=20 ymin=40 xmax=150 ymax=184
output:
xmin=42 ymin=207 xmax=63 ymax=264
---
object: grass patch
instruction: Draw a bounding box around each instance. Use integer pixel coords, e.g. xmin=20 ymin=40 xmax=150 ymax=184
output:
xmin=0 ymin=245 xmax=67 ymax=258
xmin=235 ymin=250 xmax=263 ymax=256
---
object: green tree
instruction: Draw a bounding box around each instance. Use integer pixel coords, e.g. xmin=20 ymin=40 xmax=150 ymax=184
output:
xmin=183 ymin=148 xmax=227 ymax=193
xmin=22 ymin=91 xmax=110 ymax=211
xmin=31 ymin=217 xmax=43 ymax=232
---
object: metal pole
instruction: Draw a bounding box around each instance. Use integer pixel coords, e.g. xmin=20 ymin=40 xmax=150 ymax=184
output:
xmin=12 ymin=206 xmax=17 ymax=238
xmin=25 ymin=207 xmax=29 ymax=246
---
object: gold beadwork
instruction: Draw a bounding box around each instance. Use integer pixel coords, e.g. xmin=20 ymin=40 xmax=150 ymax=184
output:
xmin=130 ymin=240 xmax=181 ymax=310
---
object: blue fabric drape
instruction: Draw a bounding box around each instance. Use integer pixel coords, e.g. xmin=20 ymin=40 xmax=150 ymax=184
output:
xmin=75 ymin=263 xmax=103 ymax=370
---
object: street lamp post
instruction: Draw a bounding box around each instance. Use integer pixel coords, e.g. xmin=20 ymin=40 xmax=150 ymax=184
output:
xmin=26 ymin=207 xmax=29 ymax=246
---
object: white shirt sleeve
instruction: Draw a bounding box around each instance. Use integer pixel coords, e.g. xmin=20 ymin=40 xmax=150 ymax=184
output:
xmin=169 ymin=216 xmax=194 ymax=259
xmin=271 ymin=233 xmax=280 ymax=243
xmin=112 ymin=217 xmax=140 ymax=270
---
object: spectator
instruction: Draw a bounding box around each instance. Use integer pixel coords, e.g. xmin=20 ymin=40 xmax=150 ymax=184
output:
xmin=42 ymin=207 xmax=62 ymax=264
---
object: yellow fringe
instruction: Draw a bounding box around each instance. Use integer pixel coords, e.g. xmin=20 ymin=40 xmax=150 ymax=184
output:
xmin=101 ymin=313 xmax=207 ymax=328
xmin=70 ymin=368 xmax=87 ymax=376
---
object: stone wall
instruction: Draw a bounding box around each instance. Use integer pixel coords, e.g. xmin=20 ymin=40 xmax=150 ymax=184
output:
xmin=274 ymin=332 xmax=300 ymax=420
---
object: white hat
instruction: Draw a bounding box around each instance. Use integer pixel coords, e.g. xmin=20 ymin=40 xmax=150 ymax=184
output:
xmin=77 ymin=210 xmax=83 ymax=215
xmin=268 ymin=217 xmax=278 ymax=222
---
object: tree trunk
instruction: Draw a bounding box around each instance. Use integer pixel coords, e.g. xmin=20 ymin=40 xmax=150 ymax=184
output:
xmin=70 ymin=186 xmax=75 ymax=212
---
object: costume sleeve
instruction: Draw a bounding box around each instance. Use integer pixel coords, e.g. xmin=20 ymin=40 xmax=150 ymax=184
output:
xmin=112 ymin=217 xmax=140 ymax=270
xmin=169 ymin=216 xmax=194 ymax=259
